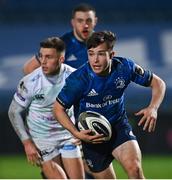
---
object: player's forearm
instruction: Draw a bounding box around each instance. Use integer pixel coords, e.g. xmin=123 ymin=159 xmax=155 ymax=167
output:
xmin=23 ymin=56 xmax=40 ymax=75
xmin=8 ymin=99 xmax=30 ymax=141
xmin=149 ymin=74 xmax=166 ymax=110
xmin=53 ymin=101 xmax=79 ymax=137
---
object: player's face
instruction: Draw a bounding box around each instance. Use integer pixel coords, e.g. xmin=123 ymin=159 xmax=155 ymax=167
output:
xmin=71 ymin=11 xmax=97 ymax=42
xmin=39 ymin=48 xmax=64 ymax=76
xmin=88 ymin=43 xmax=114 ymax=76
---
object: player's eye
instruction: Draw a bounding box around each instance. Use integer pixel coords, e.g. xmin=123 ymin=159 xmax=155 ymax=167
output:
xmin=86 ymin=18 xmax=93 ymax=24
xmin=88 ymin=52 xmax=94 ymax=56
xmin=98 ymin=52 xmax=106 ymax=56
xmin=77 ymin=19 xmax=84 ymax=23
xmin=46 ymin=56 xmax=53 ymax=60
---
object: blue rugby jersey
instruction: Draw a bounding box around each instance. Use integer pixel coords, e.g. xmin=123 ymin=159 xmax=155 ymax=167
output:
xmin=61 ymin=31 xmax=88 ymax=69
xmin=57 ymin=57 xmax=153 ymax=123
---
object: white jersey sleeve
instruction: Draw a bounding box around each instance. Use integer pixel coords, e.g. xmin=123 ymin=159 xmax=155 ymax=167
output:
xmin=14 ymin=74 xmax=35 ymax=108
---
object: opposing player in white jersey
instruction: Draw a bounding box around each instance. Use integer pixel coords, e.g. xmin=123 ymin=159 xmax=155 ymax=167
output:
xmin=8 ymin=37 xmax=84 ymax=179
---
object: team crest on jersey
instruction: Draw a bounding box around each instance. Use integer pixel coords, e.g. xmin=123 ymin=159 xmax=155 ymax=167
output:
xmin=114 ymin=77 xmax=125 ymax=89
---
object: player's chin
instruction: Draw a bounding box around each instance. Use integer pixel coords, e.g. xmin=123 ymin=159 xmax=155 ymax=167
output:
xmin=42 ymin=70 xmax=49 ymax=74
xmin=42 ymin=69 xmax=52 ymax=75
xmin=92 ymin=68 xmax=103 ymax=75
xmin=81 ymin=36 xmax=89 ymax=41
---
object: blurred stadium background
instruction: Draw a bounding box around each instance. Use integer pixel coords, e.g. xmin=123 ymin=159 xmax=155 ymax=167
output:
xmin=0 ymin=0 xmax=172 ymax=178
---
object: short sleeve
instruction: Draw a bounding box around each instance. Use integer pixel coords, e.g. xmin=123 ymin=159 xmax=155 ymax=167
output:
xmin=14 ymin=77 xmax=33 ymax=108
xmin=57 ymin=73 xmax=84 ymax=109
xmin=128 ymin=59 xmax=153 ymax=87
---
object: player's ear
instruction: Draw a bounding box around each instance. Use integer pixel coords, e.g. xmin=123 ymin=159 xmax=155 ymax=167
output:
xmin=94 ymin=17 xmax=98 ymax=26
xmin=71 ymin=19 xmax=74 ymax=28
xmin=59 ymin=55 xmax=65 ymax=63
xmin=110 ymin=51 xmax=115 ymax=59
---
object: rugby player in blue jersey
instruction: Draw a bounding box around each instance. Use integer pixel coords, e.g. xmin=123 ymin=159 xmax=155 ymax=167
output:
xmin=23 ymin=3 xmax=97 ymax=74
xmin=53 ymin=31 xmax=166 ymax=179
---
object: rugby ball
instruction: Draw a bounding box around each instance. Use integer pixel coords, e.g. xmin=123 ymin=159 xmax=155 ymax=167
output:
xmin=78 ymin=111 xmax=112 ymax=141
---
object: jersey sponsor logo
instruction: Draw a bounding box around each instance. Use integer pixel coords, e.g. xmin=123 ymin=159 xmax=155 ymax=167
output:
xmin=87 ymin=89 xmax=98 ymax=96
xmin=62 ymin=144 xmax=76 ymax=150
xmin=86 ymin=98 xmax=120 ymax=108
xmin=114 ymin=77 xmax=125 ymax=89
xmin=38 ymin=115 xmax=55 ymax=121
xmin=66 ymin=54 xmax=77 ymax=61
xmin=33 ymin=94 xmax=44 ymax=100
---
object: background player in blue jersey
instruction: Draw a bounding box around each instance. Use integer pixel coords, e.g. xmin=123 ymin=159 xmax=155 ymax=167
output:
xmin=53 ymin=31 xmax=166 ymax=179
xmin=23 ymin=3 xmax=97 ymax=74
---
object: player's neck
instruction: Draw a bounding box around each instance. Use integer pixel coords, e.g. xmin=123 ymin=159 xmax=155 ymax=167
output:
xmin=46 ymin=68 xmax=61 ymax=84
xmin=97 ymin=61 xmax=112 ymax=77
xmin=73 ymin=30 xmax=85 ymax=43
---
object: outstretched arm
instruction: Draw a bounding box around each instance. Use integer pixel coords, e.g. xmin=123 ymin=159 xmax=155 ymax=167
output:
xmin=135 ymin=74 xmax=166 ymax=132
xmin=23 ymin=56 xmax=41 ymax=75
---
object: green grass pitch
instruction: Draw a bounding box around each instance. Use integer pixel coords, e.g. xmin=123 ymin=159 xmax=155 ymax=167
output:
xmin=0 ymin=154 xmax=172 ymax=179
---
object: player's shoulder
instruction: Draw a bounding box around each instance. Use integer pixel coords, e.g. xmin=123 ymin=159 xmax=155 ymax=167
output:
xmin=63 ymin=63 xmax=76 ymax=75
xmin=113 ymin=56 xmax=133 ymax=64
xmin=61 ymin=31 xmax=74 ymax=43
xmin=22 ymin=67 xmax=42 ymax=86
xmin=16 ymin=67 xmax=42 ymax=96
xmin=112 ymin=56 xmax=134 ymax=68
xmin=67 ymin=63 xmax=89 ymax=83
xmin=73 ymin=62 xmax=88 ymax=75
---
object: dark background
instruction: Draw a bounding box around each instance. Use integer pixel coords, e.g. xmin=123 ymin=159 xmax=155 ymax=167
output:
xmin=0 ymin=0 xmax=172 ymax=155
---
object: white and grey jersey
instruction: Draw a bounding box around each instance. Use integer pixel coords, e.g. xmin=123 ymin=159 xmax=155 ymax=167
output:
xmin=14 ymin=64 xmax=75 ymax=144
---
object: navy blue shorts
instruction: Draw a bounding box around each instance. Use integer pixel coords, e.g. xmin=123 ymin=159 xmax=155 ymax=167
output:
xmin=82 ymin=116 xmax=137 ymax=172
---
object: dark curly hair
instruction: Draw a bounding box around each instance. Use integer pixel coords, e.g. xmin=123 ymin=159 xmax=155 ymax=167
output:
xmin=87 ymin=31 xmax=117 ymax=50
